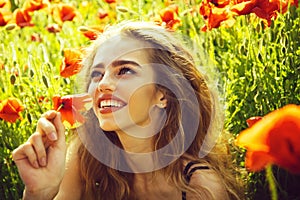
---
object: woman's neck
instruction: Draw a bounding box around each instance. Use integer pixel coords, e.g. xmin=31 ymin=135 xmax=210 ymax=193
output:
xmin=116 ymin=130 xmax=154 ymax=153
xmin=116 ymin=130 xmax=159 ymax=173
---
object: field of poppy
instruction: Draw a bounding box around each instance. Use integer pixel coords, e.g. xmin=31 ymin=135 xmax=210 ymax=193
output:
xmin=0 ymin=0 xmax=300 ymax=199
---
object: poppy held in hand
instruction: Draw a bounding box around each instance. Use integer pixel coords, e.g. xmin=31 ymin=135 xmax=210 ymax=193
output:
xmin=0 ymin=97 xmax=24 ymax=123
xmin=236 ymin=104 xmax=300 ymax=174
xmin=52 ymin=93 xmax=92 ymax=126
xmin=60 ymin=48 xmax=83 ymax=78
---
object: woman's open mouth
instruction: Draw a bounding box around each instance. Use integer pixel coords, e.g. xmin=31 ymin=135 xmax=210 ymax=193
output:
xmin=98 ymin=95 xmax=127 ymax=114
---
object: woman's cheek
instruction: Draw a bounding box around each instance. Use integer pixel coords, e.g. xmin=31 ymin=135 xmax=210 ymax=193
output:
xmin=87 ymin=82 xmax=97 ymax=96
xmin=87 ymin=83 xmax=98 ymax=110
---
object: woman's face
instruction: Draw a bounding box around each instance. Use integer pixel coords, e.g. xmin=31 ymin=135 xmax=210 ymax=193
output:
xmin=88 ymin=35 xmax=164 ymax=134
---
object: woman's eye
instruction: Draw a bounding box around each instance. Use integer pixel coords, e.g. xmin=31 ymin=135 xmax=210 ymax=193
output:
xmin=91 ymin=71 xmax=103 ymax=81
xmin=118 ymin=67 xmax=136 ymax=75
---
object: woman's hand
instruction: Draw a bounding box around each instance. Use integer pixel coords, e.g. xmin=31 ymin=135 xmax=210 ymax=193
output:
xmin=12 ymin=110 xmax=67 ymax=200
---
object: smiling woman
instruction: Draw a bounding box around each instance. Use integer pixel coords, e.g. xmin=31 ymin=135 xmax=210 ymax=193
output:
xmin=87 ymin=35 xmax=160 ymax=133
xmin=12 ymin=21 xmax=244 ymax=200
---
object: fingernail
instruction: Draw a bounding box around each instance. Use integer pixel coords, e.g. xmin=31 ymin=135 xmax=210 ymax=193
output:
xmin=33 ymin=160 xmax=39 ymax=168
xmin=49 ymin=132 xmax=57 ymax=141
xmin=40 ymin=157 xmax=47 ymax=166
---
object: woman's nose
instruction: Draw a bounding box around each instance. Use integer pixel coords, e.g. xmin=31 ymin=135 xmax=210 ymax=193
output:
xmin=97 ymin=73 xmax=116 ymax=93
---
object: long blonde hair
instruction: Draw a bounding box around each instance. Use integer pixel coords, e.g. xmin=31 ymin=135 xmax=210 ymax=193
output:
xmin=73 ymin=21 xmax=244 ymax=199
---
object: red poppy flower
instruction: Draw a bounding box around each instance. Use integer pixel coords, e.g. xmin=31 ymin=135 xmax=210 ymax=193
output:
xmin=31 ymin=33 xmax=42 ymax=42
xmin=199 ymin=0 xmax=236 ymax=31
xmin=0 ymin=0 xmax=11 ymax=26
xmin=0 ymin=97 xmax=24 ymax=123
xmin=22 ymin=0 xmax=49 ymax=13
xmin=0 ymin=9 xmax=11 ymax=26
xmin=230 ymin=0 xmax=272 ymax=26
xmin=60 ymin=48 xmax=83 ymax=78
xmin=159 ymin=4 xmax=181 ymax=30
xmin=236 ymin=104 xmax=300 ymax=174
xmin=97 ymin=8 xmax=108 ymax=19
xmin=209 ymin=0 xmax=231 ymax=7
xmin=12 ymin=8 xmax=34 ymax=28
xmin=199 ymin=0 xmax=298 ymax=30
xmin=80 ymin=25 xmax=103 ymax=40
xmin=51 ymin=3 xmax=78 ymax=24
xmin=160 ymin=4 xmax=178 ymax=22
xmin=46 ymin=23 xmax=61 ymax=33
xmin=52 ymin=93 xmax=92 ymax=126
xmin=246 ymin=116 xmax=262 ymax=127
xmin=0 ymin=0 xmax=11 ymax=10
xmin=104 ymin=0 xmax=116 ymax=4
xmin=231 ymin=0 xmax=298 ymax=26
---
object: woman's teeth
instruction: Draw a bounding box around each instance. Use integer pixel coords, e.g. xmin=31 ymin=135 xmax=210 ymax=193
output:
xmin=100 ymin=100 xmax=124 ymax=108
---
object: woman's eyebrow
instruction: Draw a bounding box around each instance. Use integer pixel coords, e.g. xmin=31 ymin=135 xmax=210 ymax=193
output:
xmin=92 ymin=60 xmax=141 ymax=69
xmin=92 ymin=63 xmax=104 ymax=69
xmin=111 ymin=60 xmax=141 ymax=68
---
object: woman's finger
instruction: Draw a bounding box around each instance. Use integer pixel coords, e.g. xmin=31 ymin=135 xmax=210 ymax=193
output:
xmin=41 ymin=110 xmax=58 ymax=119
xmin=12 ymin=142 xmax=39 ymax=168
xmin=37 ymin=115 xmax=58 ymax=142
xmin=40 ymin=111 xmax=65 ymax=148
xmin=29 ymin=133 xmax=47 ymax=167
xmin=52 ymin=112 xmax=66 ymax=148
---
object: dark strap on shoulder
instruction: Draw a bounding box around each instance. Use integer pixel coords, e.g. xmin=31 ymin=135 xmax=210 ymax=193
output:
xmin=182 ymin=161 xmax=210 ymax=200
xmin=185 ymin=166 xmax=210 ymax=182
xmin=183 ymin=161 xmax=199 ymax=178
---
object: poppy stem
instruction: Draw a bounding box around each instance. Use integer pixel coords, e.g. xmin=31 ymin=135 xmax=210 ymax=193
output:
xmin=56 ymin=104 xmax=64 ymax=112
xmin=265 ymin=165 xmax=278 ymax=200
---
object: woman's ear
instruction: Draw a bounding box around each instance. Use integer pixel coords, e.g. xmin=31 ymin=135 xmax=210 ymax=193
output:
xmin=155 ymin=89 xmax=167 ymax=109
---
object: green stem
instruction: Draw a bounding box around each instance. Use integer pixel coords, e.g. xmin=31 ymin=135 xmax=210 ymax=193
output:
xmin=266 ymin=165 xmax=278 ymax=200
xmin=56 ymin=104 xmax=63 ymax=112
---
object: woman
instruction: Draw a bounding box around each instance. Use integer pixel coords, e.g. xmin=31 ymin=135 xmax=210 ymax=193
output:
xmin=12 ymin=21 xmax=244 ymax=199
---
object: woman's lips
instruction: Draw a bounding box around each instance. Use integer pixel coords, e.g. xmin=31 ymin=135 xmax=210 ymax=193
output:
xmin=97 ymin=94 xmax=127 ymax=114
xmin=99 ymin=106 xmax=124 ymax=114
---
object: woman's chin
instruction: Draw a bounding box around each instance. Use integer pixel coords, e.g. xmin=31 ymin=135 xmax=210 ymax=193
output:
xmin=100 ymin=125 xmax=116 ymax=132
xmin=99 ymin=122 xmax=119 ymax=132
